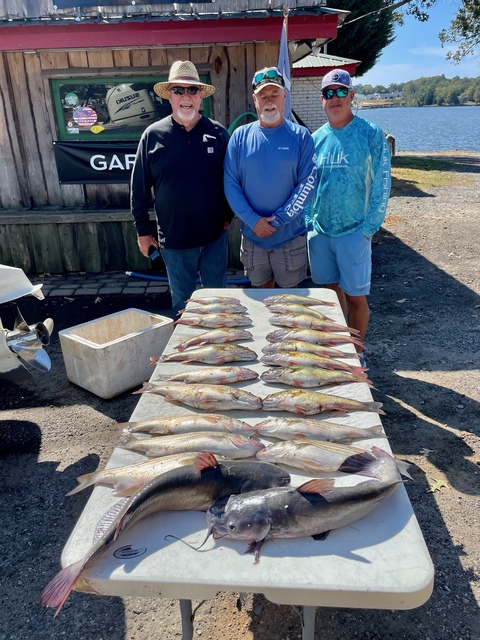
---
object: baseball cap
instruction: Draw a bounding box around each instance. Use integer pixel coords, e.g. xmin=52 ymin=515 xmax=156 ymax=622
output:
xmin=321 ymin=69 xmax=353 ymax=90
xmin=252 ymin=67 xmax=285 ymax=94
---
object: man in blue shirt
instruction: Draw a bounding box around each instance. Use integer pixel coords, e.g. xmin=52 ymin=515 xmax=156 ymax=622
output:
xmin=307 ymin=69 xmax=391 ymax=366
xmin=224 ymin=67 xmax=317 ymax=288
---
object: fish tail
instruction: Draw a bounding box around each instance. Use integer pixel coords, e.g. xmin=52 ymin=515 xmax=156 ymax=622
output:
xmin=339 ymin=451 xmax=379 ymax=476
xmin=364 ymin=401 xmax=385 ymax=414
xmin=37 ymin=559 xmax=84 ymax=617
xmin=365 ymin=425 xmax=387 ymax=438
xmin=65 ymin=471 xmax=98 ymax=496
xmin=132 ymin=382 xmax=154 ymax=395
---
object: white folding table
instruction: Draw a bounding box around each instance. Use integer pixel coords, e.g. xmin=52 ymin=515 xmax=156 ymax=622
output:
xmin=61 ymin=288 xmax=434 ymax=639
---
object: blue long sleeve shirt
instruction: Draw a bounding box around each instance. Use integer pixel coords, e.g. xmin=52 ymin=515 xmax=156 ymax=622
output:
xmin=308 ymin=116 xmax=391 ymax=239
xmin=224 ymin=119 xmax=317 ymax=250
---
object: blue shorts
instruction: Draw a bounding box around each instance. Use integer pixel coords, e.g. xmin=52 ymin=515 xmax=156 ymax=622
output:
xmin=307 ymin=229 xmax=372 ymax=296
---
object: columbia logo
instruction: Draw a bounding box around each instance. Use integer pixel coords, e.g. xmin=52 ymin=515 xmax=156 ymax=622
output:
xmin=278 ymin=146 xmax=289 ymax=150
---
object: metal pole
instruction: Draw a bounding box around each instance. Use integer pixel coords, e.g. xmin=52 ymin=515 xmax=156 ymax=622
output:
xmin=301 ymin=606 xmax=317 ymax=640
xmin=179 ymin=599 xmax=194 ymax=640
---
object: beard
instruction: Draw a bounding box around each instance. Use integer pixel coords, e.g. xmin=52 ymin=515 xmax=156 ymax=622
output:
xmin=259 ymin=105 xmax=282 ymax=126
xmin=173 ymin=105 xmax=197 ymax=123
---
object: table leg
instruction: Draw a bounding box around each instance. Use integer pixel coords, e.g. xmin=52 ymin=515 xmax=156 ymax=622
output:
xmin=301 ymin=606 xmax=317 ymax=640
xmin=179 ymin=599 xmax=194 ymax=640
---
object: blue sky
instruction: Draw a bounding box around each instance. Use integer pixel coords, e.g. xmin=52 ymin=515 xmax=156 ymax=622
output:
xmin=357 ymin=0 xmax=480 ymax=87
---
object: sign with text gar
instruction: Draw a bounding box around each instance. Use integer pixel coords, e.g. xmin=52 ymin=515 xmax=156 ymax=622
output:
xmin=55 ymin=0 xmax=211 ymax=7
xmin=53 ymin=141 xmax=138 ymax=184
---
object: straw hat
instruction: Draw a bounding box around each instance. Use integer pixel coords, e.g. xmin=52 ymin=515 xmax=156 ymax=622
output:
xmin=154 ymin=61 xmax=215 ymax=100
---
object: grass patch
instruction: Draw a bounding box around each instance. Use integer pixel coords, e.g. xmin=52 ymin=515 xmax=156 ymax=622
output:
xmin=391 ymin=155 xmax=473 ymax=192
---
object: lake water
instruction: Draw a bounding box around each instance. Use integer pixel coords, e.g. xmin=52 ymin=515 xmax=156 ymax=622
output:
xmin=356 ymin=105 xmax=480 ymax=152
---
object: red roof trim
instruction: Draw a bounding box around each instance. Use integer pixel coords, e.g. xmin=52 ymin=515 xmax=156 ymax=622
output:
xmin=293 ymin=62 xmax=359 ymax=78
xmin=0 ymin=14 xmax=338 ymax=51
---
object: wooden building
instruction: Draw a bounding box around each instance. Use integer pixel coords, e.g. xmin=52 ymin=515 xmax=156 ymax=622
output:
xmin=0 ymin=1 xmax=348 ymax=274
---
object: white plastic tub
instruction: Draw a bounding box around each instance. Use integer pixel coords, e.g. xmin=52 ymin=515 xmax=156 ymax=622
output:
xmin=59 ymin=308 xmax=174 ymax=399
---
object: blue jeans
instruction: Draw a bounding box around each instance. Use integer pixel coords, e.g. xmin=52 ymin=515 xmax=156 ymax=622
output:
xmin=160 ymin=230 xmax=229 ymax=318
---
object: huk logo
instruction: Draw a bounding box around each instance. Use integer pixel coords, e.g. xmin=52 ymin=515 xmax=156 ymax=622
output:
xmin=113 ymin=545 xmax=147 ymax=559
xmin=318 ymin=151 xmax=349 ymax=167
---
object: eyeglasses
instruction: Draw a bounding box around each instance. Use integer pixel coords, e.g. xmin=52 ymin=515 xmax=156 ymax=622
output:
xmin=253 ymin=68 xmax=284 ymax=87
xmin=322 ymin=87 xmax=350 ymax=100
xmin=169 ymin=86 xmax=202 ymax=96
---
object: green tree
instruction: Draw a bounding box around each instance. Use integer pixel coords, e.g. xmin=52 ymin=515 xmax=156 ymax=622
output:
xmin=324 ymin=0 xmax=396 ymax=76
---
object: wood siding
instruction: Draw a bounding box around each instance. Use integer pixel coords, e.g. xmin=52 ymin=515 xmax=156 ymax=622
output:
xmin=0 ymin=43 xmax=278 ymax=273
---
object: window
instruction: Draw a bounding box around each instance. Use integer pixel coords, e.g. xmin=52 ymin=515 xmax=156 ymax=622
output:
xmin=50 ymin=75 xmax=212 ymax=141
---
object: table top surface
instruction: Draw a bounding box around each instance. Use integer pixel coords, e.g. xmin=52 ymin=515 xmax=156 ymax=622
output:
xmin=62 ymin=288 xmax=434 ymax=609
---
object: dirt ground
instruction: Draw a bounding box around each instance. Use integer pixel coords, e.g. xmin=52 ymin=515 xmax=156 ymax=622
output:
xmin=1 ymin=152 xmax=479 ymax=640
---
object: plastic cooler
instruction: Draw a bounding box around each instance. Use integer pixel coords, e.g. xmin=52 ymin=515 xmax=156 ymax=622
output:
xmin=59 ymin=308 xmax=174 ymax=399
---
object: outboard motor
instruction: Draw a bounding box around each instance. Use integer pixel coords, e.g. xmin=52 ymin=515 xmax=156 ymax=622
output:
xmin=0 ymin=265 xmax=54 ymax=382
xmin=105 ymin=83 xmax=158 ymax=127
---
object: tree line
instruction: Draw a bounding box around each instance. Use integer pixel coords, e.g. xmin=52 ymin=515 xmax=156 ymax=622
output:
xmin=353 ymin=75 xmax=480 ymax=106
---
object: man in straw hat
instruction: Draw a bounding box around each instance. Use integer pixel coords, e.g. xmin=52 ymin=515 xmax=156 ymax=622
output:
xmin=224 ymin=66 xmax=317 ymax=289
xmin=131 ymin=60 xmax=232 ymax=318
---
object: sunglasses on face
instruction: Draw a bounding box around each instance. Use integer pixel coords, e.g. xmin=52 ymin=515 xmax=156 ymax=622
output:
xmin=322 ymin=87 xmax=350 ymax=100
xmin=169 ymin=86 xmax=202 ymax=96
xmin=253 ymin=69 xmax=284 ymax=86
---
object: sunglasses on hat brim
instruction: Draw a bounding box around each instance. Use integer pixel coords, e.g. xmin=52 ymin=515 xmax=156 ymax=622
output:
xmin=253 ymin=69 xmax=285 ymax=88
xmin=322 ymin=87 xmax=350 ymax=100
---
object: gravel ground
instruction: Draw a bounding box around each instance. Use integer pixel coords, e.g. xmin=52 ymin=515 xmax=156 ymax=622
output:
xmin=1 ymin=152 xmax=479 ymax=639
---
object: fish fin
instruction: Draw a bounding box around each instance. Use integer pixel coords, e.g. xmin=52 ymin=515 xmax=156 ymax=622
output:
xmin=364 ymin=425 xmax=387 ymax=438
xmin=132 ymin=382 xmax=153 ymax=394
xmin=37 ymin=559 xmax=84 ymax=616
xmin=339 ymin=451 xmax=378 ymax=476
xmin=94 ymin=499 xmax=129 ymax=543
xmin=112 ymin=480 xmax=144 ymax=497
xmin=350 ymin=366 xmax=367 ymax=376
xmin=297 ymin=478 xmax=335 ymax=495
xmin=312 ymin=531 xmax=330 ymax=541
xmin=245 ymin=539 xmax=266 ymax=564
xmin=394 ymin=459 xmax=415 ymax=481
xmin=346 ymin=326 xmax=361 ymax=334
xmin=194 ymin=452 xmax=219 ymax=472
xmin=65 ymin=470 xmax=98 ymax=496
xmin=364 ymin=402 xmax=385 ymax=414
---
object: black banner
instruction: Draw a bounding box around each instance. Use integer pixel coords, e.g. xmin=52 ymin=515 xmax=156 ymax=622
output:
xmin=55 ymin=0 xmax=210 ymax=7
xmin=53 ymin=141 xmax=139 ymax=184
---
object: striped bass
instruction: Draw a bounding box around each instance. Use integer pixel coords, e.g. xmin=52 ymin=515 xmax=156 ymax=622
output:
xmin=260 ymin=352 xmax=366 ymax=372
xmin=260 ymin=366 xmax=372 ymax=388
xmin=122 ymin=431 xmax=265 ymax=458
xmin=174 ymin=328 xmax=253 ymax=352
xmin=138 ymin=383 xmax=263 ymax=411
xmin=266 ymin=328 xmax=364 ymax=348
xmin=261 ymin=389 xmax=385 ymax=416
xmin=174 ymin=313 xmax=252 ymax=328
xmin=262 ymin=341 xmax=350 ymax=359
xmin=38 ymin=453 xmax=290 ymax=615
xmin=206 ymin=447 xmax=401 ymax=562
xmin=154 ymin=366 xmax=259 ymax=385
xmin=152 ymin=344 xmax=257 ymax=365
xmin=263 ymin=293 xmax=335 ymax=307
xmin=269 ymin=314 xmax=359 ymax=334
xmin=254 ymin=417 xmax=385 ymax=443
xmin=118 ymin=414 xmax=256 ymax=436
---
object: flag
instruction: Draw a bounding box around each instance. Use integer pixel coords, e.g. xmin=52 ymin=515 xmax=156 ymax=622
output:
xmin=278 ymin=15 xmax=292 ymax=120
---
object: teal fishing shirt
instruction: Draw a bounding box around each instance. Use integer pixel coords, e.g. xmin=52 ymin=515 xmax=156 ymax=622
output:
xmin=308 ymin=116 xmax=391 ymax=239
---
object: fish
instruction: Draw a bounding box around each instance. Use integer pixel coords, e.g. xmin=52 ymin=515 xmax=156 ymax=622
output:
xmin=261 ymin=341 xmax=351 ymax=359
xmin=118 ymin=414 xmax=257 ymax=436
xmin=179 ymin=303 xmax=248 ymax=315
xmin=260 ymin=366 xmax=372 ymax=388
xmin=122 ymin=431 xmax=265 ymax=458
xmin=265 ymin=303 xmax=334 ymax=320
xmin=151 ymin=344 xmax=257 ymax=365
xmin=261 ymin=389 xmax=385 ymax=416
xmin=38 ymin=452 xmax=291 ymax=615
xmin=153 ymin=366 xmax=259 ymax=385
xmin=66 ymin=453 xmax=201 ymax=497
xmin=266 ymin=328 xmax=364 ymax=348
xmin=174 ymin=328 xmax=253 ymax=352
xmin=184 ymin=296 xmax=241 ymax=305
xmin=254 ymin=417 xmax=385 ymax=443
xmin=263 ymin=293 xmax=335 ymax=307
xmin=260 ymin=352 xmax=366 ymax=372
xmin=206 ymin=446 xmax=401 ymax=562
xmin=255 ymin=439 xmax=380 ymax=475
xmin=174 ymin=313 xmax=252 ymax=328
xmin=269 ymin=314 xmax=359 ymax=334
xmin=137 ymin=383 xmax=263 ymax=411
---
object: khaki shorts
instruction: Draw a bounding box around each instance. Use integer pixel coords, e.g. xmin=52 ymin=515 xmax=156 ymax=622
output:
xmin=240 ymin=235 xmax=308 ymax=287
